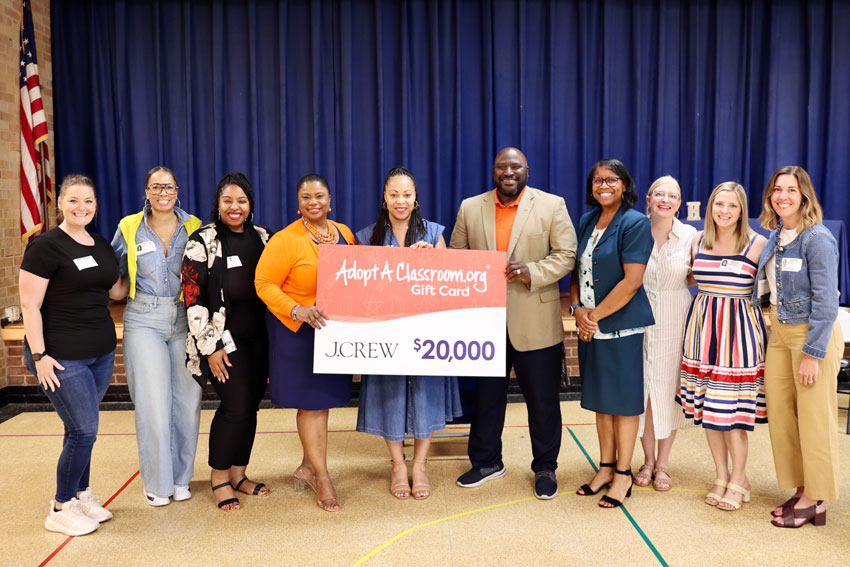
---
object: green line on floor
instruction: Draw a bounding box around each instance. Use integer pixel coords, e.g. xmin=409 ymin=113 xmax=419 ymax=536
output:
xmin=566 ymin=426 xmax=670 ymax=567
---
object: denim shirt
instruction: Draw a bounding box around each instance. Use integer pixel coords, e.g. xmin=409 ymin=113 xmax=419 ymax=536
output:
xmin=751 ymin=222 xmax=839 ymax=359
xmin=111 ymin=208 xmax=192 ymax=298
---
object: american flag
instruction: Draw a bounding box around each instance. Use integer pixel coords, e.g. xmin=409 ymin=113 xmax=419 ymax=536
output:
xmin=20 ymin=0 xmax=52 ymax=242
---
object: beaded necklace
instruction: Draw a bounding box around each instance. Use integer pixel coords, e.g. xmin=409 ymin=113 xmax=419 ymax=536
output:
xmin=302 ymin=218 xmax=339 ymax=244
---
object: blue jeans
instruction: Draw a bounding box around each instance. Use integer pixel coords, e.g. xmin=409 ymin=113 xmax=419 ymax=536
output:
xmin=123 ymin=293 xmax=202 ymax=498
xmin=24 ymin=343 xmax=114 ymax=503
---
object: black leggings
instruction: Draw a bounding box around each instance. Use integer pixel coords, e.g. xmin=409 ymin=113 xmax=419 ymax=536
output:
xmin=208 ymin=336 xmax=268 ymax=470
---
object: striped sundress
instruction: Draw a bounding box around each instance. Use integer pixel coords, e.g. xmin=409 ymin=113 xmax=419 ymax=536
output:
xmin=677 ymin=236 xmax=767 ymax=431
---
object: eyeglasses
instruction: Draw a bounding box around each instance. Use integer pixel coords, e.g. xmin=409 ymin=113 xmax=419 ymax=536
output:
xmin=592 ymin=176 xmax=621 ymax=187
xmin=147 ymin=184 xmax=178 ymax=195
xmin=650 ymin=190 xmax=681 ymax=200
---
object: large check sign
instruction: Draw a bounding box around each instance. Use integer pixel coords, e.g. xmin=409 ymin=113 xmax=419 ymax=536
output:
xmin=314 ymin=245 xmax=507 ymax=376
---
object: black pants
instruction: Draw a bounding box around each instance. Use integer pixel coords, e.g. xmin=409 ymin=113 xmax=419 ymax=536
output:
xmin=208 ymin=336 xmax=269 ymax=470
xmin=467 ymin=335 xmax=563 ymax=473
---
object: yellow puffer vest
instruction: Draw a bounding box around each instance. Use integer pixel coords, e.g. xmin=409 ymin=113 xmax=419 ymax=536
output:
xmin=118 ymin=210 xmax=202 ymax=299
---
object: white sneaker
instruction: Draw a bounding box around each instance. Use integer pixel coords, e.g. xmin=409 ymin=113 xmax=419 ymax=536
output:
xmin=77 ymin=488 xmax=113 ymax=522
xmin=143 ymin=488 xmax=169 ymax=507
xmin=173 ymin=484 xmax=192 ymax=502
xmin=44 ymin=499 xmax=100 ymax=536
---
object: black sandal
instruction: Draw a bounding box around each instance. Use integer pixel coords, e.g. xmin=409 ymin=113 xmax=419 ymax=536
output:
xmin=577 ymin=462 xmax=616 ymax=496
xmin=599 ymin=468 xmax=633 ymax=509
xmin=211 ymin=482 xmax=239 ymax=510
xmin=234 ymin=477 xmax=268 ymax=496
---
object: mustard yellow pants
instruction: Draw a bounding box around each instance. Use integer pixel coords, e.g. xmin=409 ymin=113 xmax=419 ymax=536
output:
xmin=765 ymin=307 xmax=843 ymax=500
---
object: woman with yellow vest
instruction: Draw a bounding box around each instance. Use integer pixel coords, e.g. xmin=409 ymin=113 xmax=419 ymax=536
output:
xmin=111 ymin=166 xmax=203 ymax=506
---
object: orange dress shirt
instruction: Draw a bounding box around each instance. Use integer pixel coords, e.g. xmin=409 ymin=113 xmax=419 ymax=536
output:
xmin=255 ymin=219 xmax=355 ymax=332
xmin=494 ymin=187 xmax=525 ymax=252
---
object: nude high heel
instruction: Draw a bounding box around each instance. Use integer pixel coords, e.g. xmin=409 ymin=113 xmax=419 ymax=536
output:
xmin=411 ymin=458 xmax=431 ymax=500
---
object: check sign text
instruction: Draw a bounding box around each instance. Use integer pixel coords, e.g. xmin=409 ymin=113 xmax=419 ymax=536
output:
xmin=314 ymin=246 xmax=506 ymax=376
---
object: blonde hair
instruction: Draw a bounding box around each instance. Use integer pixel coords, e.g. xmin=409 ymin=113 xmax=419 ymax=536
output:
xmin=645 ymin=175 xmax=682 ymax=218
xmin=758 ymin=166 xmax=823 ymax=232
xmin=702 ymin=181 xmax=752 ymax=253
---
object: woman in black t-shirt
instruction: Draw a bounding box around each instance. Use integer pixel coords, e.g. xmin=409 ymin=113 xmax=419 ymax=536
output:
xmin=19 ymin=174 xmax=127 ymax=537
xmin=182 ymin=173 xmax=271 ymax=511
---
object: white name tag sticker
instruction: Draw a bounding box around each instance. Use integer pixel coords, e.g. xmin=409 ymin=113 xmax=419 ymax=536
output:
xmin=226 ymin=255 xmax=242 ymax=269
xmin=720 ymin=259 xmax=743 ymax=272
xmin=758 ymin=278 xmax=769 ymax=297
xmin=667 ymin=248 xmax=686 ymax=260
xmin=782 ymin=258 xmax=803 ymax=272
xmin=136 ymin=240 xmax=156 ymax=256
xmin=73 ymin=256 xmax=98 ymax=270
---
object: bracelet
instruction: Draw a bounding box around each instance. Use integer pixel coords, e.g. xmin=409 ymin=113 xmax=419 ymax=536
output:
xmin=569 ymin=303 xmax=581 ymax=316
xmin=290 ymin=305 xmax=301 ymax=322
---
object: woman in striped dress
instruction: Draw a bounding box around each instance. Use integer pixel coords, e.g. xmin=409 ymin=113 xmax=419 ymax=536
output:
xmin=634 ymin=176 xmax=696 ymax=492
xmin=678 ymin=181 xmax=767 ymax=511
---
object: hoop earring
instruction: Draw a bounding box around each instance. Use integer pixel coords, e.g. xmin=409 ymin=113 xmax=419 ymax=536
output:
xmin=675 ymin=209 xmax=680 ymax=218
xmin=144 ymin=197 xmax=152 ymax=213
xmin=248 ymin=211 xmax=254 ymax=223
xmin=216 ymin=210 xmax=221 ymax=221
xmin=381 ymin=200 xmax=388 ymax=210
xmin=176 ymin=198 xmax=182 ymax=210
xmin=413 ymin=199 xmax=420 ymax=209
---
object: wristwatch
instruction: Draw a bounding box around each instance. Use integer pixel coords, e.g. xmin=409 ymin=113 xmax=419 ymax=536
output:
xmin=569 ymin=303 xmax=582 ymax=316
xmin=290 ymin=305 xmax=301 ymax=322
xmin=31 ymin=351 xmax=46 ymax=362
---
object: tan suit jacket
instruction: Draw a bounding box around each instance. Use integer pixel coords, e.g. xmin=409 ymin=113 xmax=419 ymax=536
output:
xmin=449 ymin=187 xmax=577 ymax=351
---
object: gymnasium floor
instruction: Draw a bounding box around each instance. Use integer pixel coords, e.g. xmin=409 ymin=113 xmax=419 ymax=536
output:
xmin=2 ymin=401 xmax=849 ymax=567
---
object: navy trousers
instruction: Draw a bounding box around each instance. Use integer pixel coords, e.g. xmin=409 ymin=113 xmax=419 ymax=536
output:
xmin=467 ymin=334 xmax=564 ymax=473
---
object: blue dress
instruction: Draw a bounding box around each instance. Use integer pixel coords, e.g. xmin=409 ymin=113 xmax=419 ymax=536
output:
xmin=355 ymin=219 xmax=463 ymax=441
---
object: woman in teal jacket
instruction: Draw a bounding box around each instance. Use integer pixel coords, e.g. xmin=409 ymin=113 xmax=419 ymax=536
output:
xmin=570 ymin=158 xmax=654 ymax=509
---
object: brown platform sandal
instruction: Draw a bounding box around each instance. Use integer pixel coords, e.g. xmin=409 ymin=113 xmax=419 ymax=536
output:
xmin=771 ymin=496 xmax=800 ymax=517
xmin=771 ymin=501 xmax=826 ymax=528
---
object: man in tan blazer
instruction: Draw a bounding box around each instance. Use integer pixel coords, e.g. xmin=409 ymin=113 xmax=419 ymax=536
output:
xmin=450 ymin=147 xmax=577 ymax=499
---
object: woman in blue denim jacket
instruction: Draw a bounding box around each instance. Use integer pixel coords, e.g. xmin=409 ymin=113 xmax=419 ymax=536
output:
xmin=752 ymin=166 xmax=843 ymax=528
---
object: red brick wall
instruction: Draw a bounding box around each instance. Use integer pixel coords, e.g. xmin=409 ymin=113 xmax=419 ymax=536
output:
xmin=5 ymin=340 xmax=127 ymax=387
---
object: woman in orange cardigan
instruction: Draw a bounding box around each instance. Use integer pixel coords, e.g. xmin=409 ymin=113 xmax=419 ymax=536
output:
xmin=255 ymin=173 xmax=355 ymax=512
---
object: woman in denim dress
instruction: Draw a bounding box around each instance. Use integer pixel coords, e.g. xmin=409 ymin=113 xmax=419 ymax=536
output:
xmin=355 ymin=167 xmax=463 ymax=500
xmin=753 ymin=166 xmax=843 ymax=528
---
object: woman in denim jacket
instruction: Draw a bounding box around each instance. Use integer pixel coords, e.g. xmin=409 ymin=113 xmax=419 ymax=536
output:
xmin=753 ymin=166 xmax=843 ymax=528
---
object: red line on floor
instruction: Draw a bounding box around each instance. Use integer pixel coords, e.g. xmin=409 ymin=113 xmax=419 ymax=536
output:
xmin=37 ymin=537 xmax=72 ymax=567
xmin=38 ymin=470 xmax=140 ymax=567
xmin=103 ymin=470 xmax=140 ymax=507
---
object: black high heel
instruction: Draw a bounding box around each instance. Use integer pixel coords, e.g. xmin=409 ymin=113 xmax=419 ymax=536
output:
xmin=576 ymin=462 xmax=616 ymax=496
xmin=599 ymin=468 xmax=633 ymax=508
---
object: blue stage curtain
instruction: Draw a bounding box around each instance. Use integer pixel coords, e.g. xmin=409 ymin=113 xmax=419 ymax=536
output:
xmin=52 ymin=0 xmax=850 ymax=241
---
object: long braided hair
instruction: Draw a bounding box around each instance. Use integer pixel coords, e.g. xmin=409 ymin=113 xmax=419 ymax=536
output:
xmin=369 ymin=166 xmax=426 ymax=247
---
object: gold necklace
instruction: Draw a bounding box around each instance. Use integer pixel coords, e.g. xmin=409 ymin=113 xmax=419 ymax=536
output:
xmin=150 ymin=214 xmax=178 ymax=252
xmin=302 ymin=218 xmax=339 ymax=244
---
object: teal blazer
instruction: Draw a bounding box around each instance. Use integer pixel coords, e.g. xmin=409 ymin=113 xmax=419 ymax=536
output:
xmin=576 ymin=204 xmax=654 ymax=333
